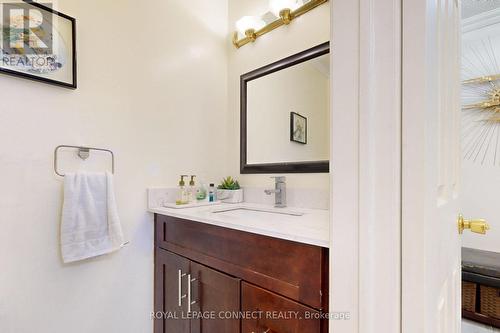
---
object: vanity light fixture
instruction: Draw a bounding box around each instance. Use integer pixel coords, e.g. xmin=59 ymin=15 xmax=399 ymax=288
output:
xmin=232 ymin=0 xmax=328 ymax=49
xmin=269 ymin=0 xmax=302 ymax=24
xmin=235 ymin=16 xmax=266 ymax=42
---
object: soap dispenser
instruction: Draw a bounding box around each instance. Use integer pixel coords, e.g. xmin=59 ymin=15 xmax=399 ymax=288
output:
xmin=188 ymin=175 xmax=196 ymax=203
xmin=196 ymin=181 xmax=207 ymax=201
xmin=176 ymin=175 xmax=189 ymax=205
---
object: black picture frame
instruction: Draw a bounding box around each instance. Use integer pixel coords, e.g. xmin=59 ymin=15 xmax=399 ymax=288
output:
xmin=290 ymin=112 xmax=307 ymax=144
xmin=240 ymin=41 xmax=330 ymax=174
xmin=0 ymin=1 xmax=77 ymax=89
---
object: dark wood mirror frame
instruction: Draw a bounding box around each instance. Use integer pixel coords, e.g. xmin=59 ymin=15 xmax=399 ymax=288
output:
xmin=240 ymin=41 xmax=330 ymax=174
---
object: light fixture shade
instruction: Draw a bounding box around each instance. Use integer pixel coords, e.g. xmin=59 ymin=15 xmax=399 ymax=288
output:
xmin=235 ymin=16 xmax=266 ymax=35
xmin=269 ymin=0 xmax=303 ymax=16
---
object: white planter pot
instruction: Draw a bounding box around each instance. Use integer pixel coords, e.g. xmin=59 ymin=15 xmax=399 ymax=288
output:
xmin=216 ymin=189 xmax=244 ymax=203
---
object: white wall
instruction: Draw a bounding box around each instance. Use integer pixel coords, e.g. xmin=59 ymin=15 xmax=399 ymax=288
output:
xmin=0 ymin=0 xmax=228 ymax=332
xmin=461 ymin=12 xmax=500 ymax=253
xmin=247 ymin=55 xmax=330 ymax=164
xmin=227 ymin=0 xmax=330 ymax=190
xmin=461 ymin=161 xmax=500 ymax=253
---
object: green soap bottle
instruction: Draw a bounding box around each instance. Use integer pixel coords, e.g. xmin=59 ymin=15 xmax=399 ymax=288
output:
xmin=196 ymin=181 xmax=207 ymax=201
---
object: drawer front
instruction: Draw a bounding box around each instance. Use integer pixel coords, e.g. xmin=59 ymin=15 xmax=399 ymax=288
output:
xmin=155 ymin=214 xmax=328 ymax=310
xmin=241 ymin=282 xmax=321 ymax=333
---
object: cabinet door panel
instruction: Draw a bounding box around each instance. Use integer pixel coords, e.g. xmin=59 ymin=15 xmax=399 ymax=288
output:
xmin=241 ymin=282 xmax=321 ymax=333
xmin=156 ymin=214 xmax=328 ymax=310
xmin=189 ymin=262 xmax=241 ymax=333
xmin=155 ymin=249 xmax=191 ymax=333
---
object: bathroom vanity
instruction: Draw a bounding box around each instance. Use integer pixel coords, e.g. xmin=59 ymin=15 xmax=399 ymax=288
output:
xmin=151 ymin=41 xmax=332 ymax=333
xmin=152 ymin=204 xmax=329 ymax=333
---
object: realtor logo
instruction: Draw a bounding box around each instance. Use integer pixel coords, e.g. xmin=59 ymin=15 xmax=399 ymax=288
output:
xmin=2 ymin=2 xmax=53 ymax=55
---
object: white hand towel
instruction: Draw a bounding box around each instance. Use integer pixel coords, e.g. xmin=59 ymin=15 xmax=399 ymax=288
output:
xmin=61 ymin=172 xmax=126 ymax=263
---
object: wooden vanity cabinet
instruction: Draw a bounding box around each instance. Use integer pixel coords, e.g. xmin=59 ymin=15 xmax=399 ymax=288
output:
xmin=154 ymin=250 xmax=241 ymax=333
xmin=154 ymin=214 xmax=329 ymax=333
xmin=189 ymin=262 xmax=241 ymax=332
xmin=154 ymin=250 xmax=190 ymax=333
xmin=241 ymin=283 xmax=321 ymax=333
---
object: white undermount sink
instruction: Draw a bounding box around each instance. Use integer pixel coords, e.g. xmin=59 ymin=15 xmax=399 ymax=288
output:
xmin=211 ymin=206 xmax=304 ymax=217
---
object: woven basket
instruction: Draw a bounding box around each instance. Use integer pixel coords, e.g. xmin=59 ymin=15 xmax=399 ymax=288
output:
xmin=480 ymin=285 xmax=500 ymax=319
xmin=462 ymin=281 xmax=477 ymax=312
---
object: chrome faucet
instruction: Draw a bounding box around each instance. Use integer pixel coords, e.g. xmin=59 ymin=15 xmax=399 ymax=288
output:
xmin=264 ymin=176 xmax=286 ymax=208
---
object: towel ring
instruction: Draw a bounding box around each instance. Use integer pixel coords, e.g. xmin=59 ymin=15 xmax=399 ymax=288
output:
xmin=54 ymin=145 xmax=115 ymax=177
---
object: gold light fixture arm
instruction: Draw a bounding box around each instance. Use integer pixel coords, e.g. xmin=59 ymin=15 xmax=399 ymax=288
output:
xmin=462 ymin=74 xmax=500 ymax=85
xmin=233 ymin=0 xmax=329 ymax=49
xmin=280 ymin=9 xmax=292 ymax=24
xmin=292 ymin=0 xmax=328 ymax=17
xmin=462 ymin=100 xmax=500 ymax=110
xmin=457 ymin=214 xmax=490 ymax=235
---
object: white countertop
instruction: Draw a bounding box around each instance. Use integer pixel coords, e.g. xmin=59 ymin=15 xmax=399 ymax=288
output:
xmin=149 ymin=203 xmax=330 ymax=248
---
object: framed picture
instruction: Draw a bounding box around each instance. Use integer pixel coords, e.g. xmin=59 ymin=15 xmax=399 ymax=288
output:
xmin=290 ymin=112 xmax=307 ymax=144
xmin=0 ymin=1 xmax=76 ymax=89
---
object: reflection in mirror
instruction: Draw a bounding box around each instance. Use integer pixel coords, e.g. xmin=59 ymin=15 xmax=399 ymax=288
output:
xmin=247 ymin=53 xmax=329 ymax=164
xmin=241 ymin=42 xmax=330 ymax=174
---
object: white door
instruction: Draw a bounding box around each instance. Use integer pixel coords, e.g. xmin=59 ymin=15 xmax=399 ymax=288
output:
xmin=403 ymin=0 xmax=464 ymax=332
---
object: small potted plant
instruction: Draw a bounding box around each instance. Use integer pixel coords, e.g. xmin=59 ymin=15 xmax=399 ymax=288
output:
xmin=217 ymin=176 xmax=244 ymax=203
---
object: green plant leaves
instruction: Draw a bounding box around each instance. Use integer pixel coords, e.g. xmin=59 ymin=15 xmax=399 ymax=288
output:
xmin=217 ymin=176 xmax=241 ymax=190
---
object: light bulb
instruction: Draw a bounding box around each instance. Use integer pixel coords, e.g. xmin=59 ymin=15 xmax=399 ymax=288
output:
xmin=235 ymin=16 xmax=266 ymax=36
xmin=269 ymin=0 xmax=302 ymax=17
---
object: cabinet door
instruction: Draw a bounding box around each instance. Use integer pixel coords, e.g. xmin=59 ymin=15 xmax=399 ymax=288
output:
xmin=155 ymin=249 xmax=191 ymax=333
xmin=241 ymin=282 xmax=321 ymax=333
xmin=189 ymin=262 xmax=241 ymax=333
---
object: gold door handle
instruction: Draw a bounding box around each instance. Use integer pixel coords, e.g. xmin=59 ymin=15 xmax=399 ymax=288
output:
xmin=458 ymin=214 xmax=490 ymax=235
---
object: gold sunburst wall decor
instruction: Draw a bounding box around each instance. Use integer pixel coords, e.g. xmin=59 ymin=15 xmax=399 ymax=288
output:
xmin=462 ymin=36 xmax=500 ymax=165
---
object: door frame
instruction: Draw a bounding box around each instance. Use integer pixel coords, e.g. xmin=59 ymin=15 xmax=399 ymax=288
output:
xmin=330 ymin=0 xmax=402 ymax=332
xmin=401 ymin=0 xmax=428 ymax=331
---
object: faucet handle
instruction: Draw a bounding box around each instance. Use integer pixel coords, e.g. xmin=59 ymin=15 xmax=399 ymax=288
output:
xmin=271 ymin=176 xmax=286 ymax=182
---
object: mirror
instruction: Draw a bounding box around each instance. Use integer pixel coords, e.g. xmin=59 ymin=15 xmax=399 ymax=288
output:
xmin=240 ymin=42 xmax=330 ymax=174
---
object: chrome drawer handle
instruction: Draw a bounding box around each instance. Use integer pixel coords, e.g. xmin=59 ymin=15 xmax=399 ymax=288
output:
xmin=178 ymin=270 xmax=187 ymax=307
xmin=187 ymin=274 xmax=198 ymax=313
